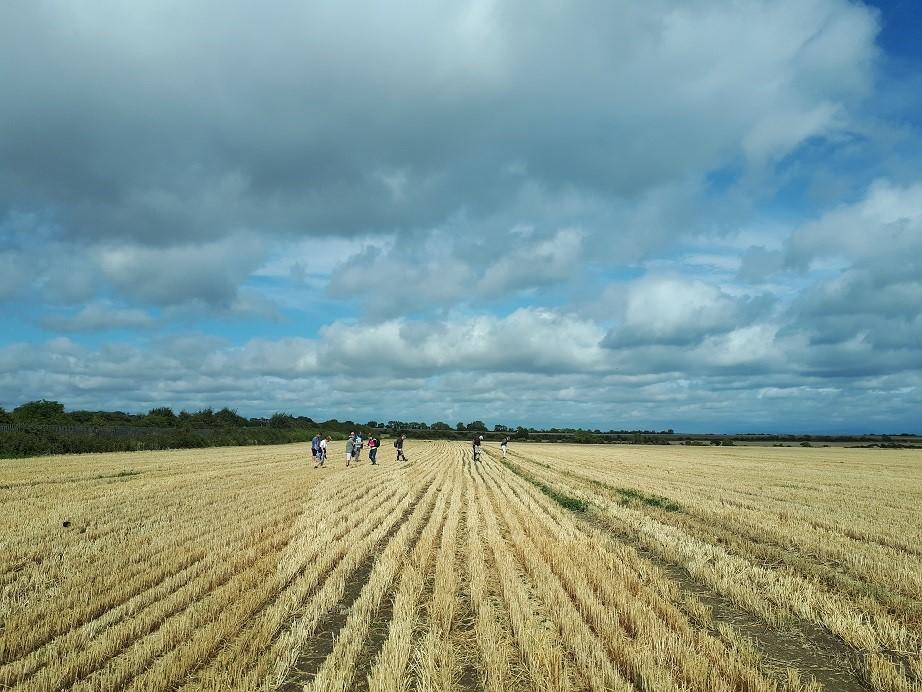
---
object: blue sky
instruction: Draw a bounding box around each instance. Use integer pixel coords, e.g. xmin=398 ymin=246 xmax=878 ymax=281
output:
xmin=1 ymin=0 xmax=921 ymax=433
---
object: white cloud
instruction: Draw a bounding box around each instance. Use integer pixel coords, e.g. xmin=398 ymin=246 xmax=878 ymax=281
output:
xmin=787 ymin=179 xmax=922 ymax=267
xmin=603 ymin=275 xmax=770 ymax=347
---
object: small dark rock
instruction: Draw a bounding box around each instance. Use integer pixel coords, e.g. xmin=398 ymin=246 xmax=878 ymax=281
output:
xmin=62 ymin=521 xmax=72 ymax=528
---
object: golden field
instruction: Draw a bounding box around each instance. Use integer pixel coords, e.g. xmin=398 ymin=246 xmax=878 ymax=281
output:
xmin=1 ymin=442 xmax=920 ymax=691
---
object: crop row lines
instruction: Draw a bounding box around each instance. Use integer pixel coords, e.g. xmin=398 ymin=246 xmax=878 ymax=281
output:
xmin=185 ymin=466 xmax=426 ymax=689
xmin=265 ymin=460 xmax=445 ymax=689
xmin=0 ymin=480 xmax=308 ymax=676
xmin=506 ymin=451 xmax=921 ymax=691
xmin=301 ymin=459 xmax=451 ymax=692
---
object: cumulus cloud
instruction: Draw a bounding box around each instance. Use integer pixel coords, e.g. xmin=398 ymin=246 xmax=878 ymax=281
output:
xmin=330 ymin=227 xmax=587 ymax=316
xmin=95 ymin=233 xmax=267 ymax=307
xmin=0 ymin=0 xmax=880 ymax=309
xmin=602 ymin=275 xmax=772 ymax=347
xmin=4 ymin=1 xmax=922 ymax=432
xmin=771 ymin=180 xmax=922 ymax=357
xmin=786 ymin=180 xmax=922 ymax=267
xmin=2 ymin=319 xmax=919 ymax=432
xmin=202 ymin=308 xmax=608 ymax=378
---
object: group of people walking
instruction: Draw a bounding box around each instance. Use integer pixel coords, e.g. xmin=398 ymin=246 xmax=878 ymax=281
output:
xmin=310 ymin=431 xmax=508 ymax=468
xmin=310 ymin=431 xmax=407 ymax=468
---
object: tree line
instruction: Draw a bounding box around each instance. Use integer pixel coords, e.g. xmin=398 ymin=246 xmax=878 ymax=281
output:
xmin=1 ymin=400 xmax=918 ymax=459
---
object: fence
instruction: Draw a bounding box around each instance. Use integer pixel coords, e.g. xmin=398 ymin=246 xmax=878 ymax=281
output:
xmin=0 ymin=423 xmax=222 ymax=438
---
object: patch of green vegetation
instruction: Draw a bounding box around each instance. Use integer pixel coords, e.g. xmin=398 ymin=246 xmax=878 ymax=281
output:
xmin=498 ymin=457 xmax=588 ymax=512
xmin=537 ymin=481 xmax=589 ymax=512
xmin=97 ymin=469 xmax=142 ymax=479
xmin=615 ymin=486 xmax=681 ymax=512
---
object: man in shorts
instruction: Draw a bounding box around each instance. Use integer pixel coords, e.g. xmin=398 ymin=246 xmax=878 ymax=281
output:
xmin=345 ymin=432 xmax=356 ymax=467
xmin=500 ymin=436 xmax=509 ymax=458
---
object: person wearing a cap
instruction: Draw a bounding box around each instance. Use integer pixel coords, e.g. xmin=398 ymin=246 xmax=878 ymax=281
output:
xmin=472 ymin=434 xmax=483 ymax=462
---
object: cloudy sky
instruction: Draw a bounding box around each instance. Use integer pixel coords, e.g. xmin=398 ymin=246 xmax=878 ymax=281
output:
xmin=2 ymin=0 xmax=921 ymax=432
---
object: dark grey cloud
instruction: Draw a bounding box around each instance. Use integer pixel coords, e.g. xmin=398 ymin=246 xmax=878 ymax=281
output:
xmin=1 ymin=1 xmax=877 ymax=255
xmin=94 ymin=233 xmax=268 ymax=307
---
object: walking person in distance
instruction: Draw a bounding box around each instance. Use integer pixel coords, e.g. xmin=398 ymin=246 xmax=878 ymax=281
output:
xmin=394 ymin=434 xmax=408 ymax=461
xmin=318 ymin=436 xmax=329 ymax=467
xmin=500 ymin=435 xmax=509 ymax=458
xmin=353 ymin=432 xmax=363 ymax=463
xmin=345 ymin=432 xmax=356 ymax=467
xmin=311 ymin=432 xmax=322 ymax=468
xmin=367 ymin=434 xmax=379 ymax=465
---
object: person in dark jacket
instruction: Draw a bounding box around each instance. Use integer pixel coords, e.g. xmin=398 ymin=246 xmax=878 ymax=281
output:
xmin=311 ymin=433 xmax=322 ymax=467
xmin=367 ymin=435 xmax=379 ymax=465
xmin=394 ymin=434 xmax=408 ymax=461
xmin=472 ymin=434 xmax=483 ymax=462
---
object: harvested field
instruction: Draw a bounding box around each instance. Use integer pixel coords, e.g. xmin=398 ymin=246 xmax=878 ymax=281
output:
xmin=1 ymin=442 xmax=920 ymax=691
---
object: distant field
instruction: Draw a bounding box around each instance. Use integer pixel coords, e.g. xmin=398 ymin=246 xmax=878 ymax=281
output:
xmin=1 ymin=442 xmax=920 ymax=691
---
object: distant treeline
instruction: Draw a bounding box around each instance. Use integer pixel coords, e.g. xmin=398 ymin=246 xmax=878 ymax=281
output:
xmin=1 ymin=400 xmax=919 ymax=459
xmin=0 ymin=400 xmax=365 ymax=459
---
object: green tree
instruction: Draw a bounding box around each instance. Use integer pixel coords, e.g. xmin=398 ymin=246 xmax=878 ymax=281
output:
xmin=190 ymin=408 xmax=216 ymax=427
xmin=456 ymin=422 xmax=466 ymax=431
xmin=215 ymin=407 xmax=247 ymax=427
xmin=269 ymin=412 xmax=294 ymax=428
xmin=467 ymin=420 xmax=487 ymax=432
xmin=12 ymin=400 xmax=67 ymax=424
xmin=431 ymin=422 xmax=451 ymax=431
xmin=145 ymin=407 xmax=178 ymax=427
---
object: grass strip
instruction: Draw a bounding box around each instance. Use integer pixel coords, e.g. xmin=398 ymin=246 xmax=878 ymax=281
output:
xmin=614 ymin=487 xmax=681 ymax=512
xmin=497 ymin=457 xmax=588 ymax=513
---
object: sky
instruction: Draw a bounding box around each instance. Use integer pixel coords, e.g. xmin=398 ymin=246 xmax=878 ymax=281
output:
xmin=1 ymin=0 xmax=921 ymax=433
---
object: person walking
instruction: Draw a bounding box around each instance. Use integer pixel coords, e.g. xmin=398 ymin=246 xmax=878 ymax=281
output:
xmin=345 ymin=432 xmax=356 ymax=467
xmin=500 ymin=436 xmax=509 ymax=458
xmin=472 ymin=434 xmax=483 ymax=462
xmin=394 ymin=434 xmax=408 ymax=461
xmin=367 ymin=434 xmax=379 ymax=465
xmin=318 ymin=436 xmax=329 ymax=467
xmin=353 ymin=432 xmax=364 ymax=462
xmin=311 ymin=432 xmax=322 ymax=467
